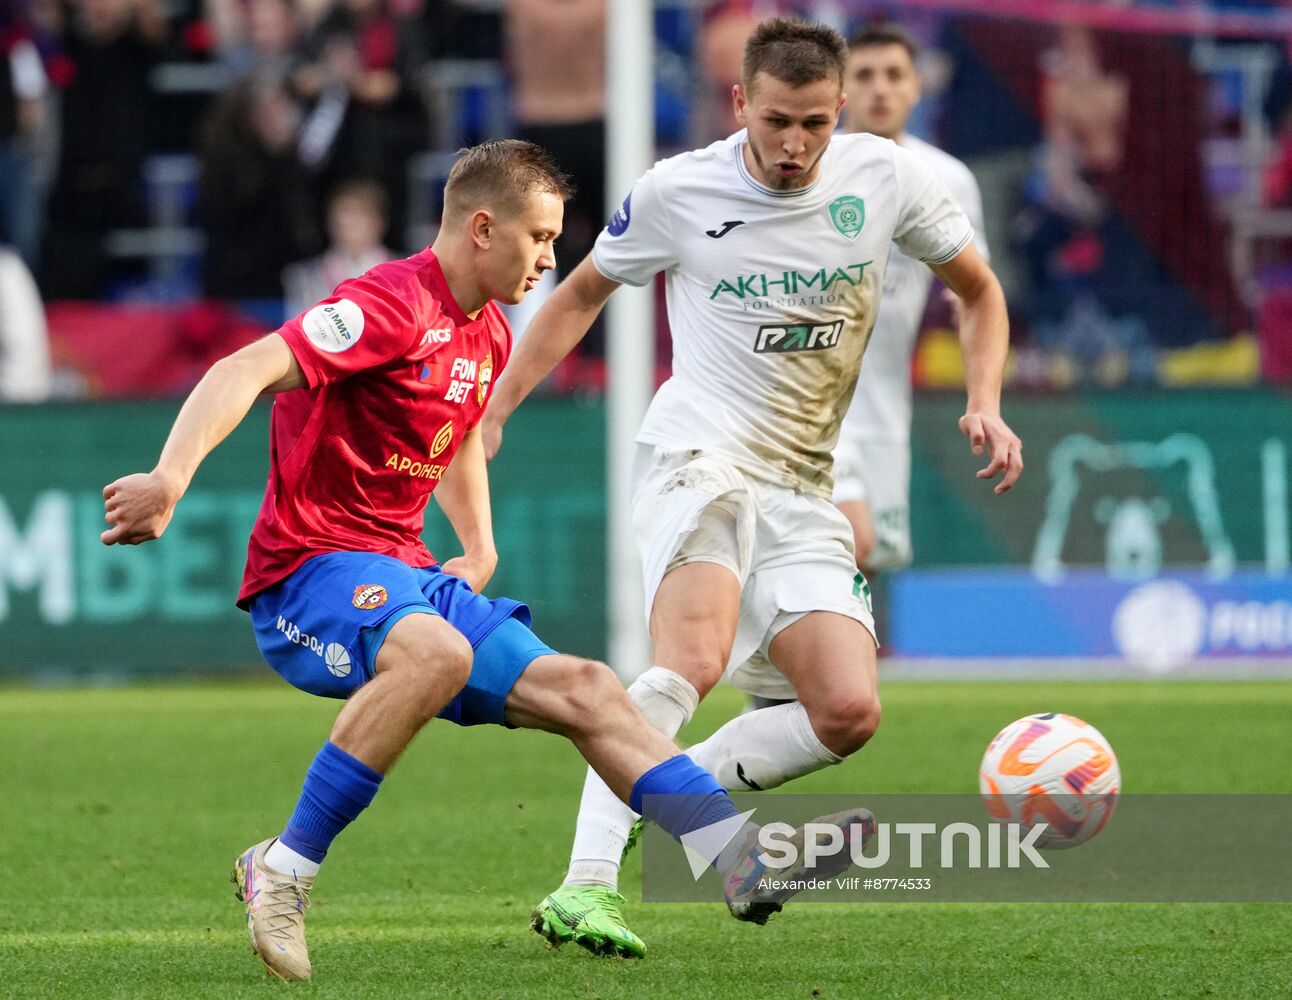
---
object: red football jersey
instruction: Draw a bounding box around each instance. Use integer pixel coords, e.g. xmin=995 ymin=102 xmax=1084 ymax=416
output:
xmin=238 ymin=248 xmax=510 ymax=605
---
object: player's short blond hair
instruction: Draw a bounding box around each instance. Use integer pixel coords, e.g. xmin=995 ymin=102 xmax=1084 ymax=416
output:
xmin=742 ymin=17 xmax=847 ymax=94
xmin=443 ymin=140 xmax=574 ymax=221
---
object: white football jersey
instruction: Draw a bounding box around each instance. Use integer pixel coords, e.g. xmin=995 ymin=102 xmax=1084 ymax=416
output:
xmin=837 ymin=133 xmax=989 ymax=447
xmin=593 ymin=130 xmax=972 ymax=499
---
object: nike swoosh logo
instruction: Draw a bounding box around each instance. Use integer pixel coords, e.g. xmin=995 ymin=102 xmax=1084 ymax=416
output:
xmin=736 ymin=762 xmax=764 ymax=791
xmin=548 ymin=901 xmax=591 ymax=926
xmin=706 ymin=221 xmax=746 ymax=239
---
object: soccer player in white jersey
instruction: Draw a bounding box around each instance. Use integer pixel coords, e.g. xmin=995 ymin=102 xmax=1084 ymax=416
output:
xmin=739 ymin=25 xmax=994 ymax=712
xmin=485 ymin=18 xmax=1022 ymax=958
xmin=833 ymin=23 xmax=991 ymax=573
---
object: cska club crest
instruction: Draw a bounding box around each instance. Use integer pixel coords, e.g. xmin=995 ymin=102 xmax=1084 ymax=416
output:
xmin=828 ymin=195 xmax=866 ymax=240
xmin=477 ymin=352 xmax=494 ymax=405
xmin=352 ymin=584 xmax=388 ymax=610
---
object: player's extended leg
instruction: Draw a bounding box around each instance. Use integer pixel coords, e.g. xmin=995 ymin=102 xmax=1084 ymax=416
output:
xmin=561 ymin=560 xmax=740 ymax=883
xmin=686 ymin=611 xmax=881 ymax=791
xmin=236 ymin=613 xmax=471 ymax=980
xmin=527 ymin=561 xmax=742 ymax=956
xmin=552 ymin=560 xmax=738 ymax=908
xmin=504 ymin=653 xmax=705 ymax=800
xmin=507 ymin=649 xmax=755 ymax=956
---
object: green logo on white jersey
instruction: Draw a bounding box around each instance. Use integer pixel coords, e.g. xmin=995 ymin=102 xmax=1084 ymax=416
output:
xmin=828 ymin=195 xmax=866 ymax=240
xmin=709 ymin=262 xmax=871 ymax=300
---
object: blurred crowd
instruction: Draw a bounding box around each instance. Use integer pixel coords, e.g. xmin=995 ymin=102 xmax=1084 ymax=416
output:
xmin=3 ymin=0 xmax=1292 ymax=401
xmin=1 ymin=0 xmax=514 ymax=299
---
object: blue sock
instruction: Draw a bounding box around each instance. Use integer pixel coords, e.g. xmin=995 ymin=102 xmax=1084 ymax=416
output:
xmin=629 ymin=754 xmax=740 ymax=841
xmin=279 ymin=742 xmax=383 ymax=863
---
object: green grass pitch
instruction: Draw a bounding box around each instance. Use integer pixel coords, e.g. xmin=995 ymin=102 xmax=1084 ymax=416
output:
xmin=3 ymin=679 xmax=1290 ymax=998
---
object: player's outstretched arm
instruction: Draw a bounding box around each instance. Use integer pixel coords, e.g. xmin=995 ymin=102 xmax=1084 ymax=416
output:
xmin=929 ymin=245 xmax=1023 ymax=495
xmin=433 ymin=422 xmax=499 ymax=593
xmin=101 ymin=334 xmax=305 ymax=545
xmin=483 ymin=256 xmax=620 ymax=459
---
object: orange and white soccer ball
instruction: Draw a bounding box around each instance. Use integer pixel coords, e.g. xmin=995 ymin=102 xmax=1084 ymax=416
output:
xmin=978 ymin=713 xmax=1121 ymax=849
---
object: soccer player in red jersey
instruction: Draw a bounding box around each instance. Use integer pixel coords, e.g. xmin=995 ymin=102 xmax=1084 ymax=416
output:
xmin=99 ymin=141 xmax=851 ymax=980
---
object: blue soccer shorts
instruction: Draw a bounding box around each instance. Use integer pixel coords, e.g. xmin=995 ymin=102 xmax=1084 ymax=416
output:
xmin=247 ymin=552 xmax=556 ymax=726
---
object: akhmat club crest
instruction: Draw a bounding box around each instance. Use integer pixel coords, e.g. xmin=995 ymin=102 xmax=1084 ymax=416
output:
xmin=828 ymin=195 xmax=866 ymax=240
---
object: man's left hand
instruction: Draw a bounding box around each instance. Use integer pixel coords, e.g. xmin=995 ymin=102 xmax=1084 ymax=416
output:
xmin=440 ymin=551 xmax=499 ymax=593
xmin=958 ymin=411 xmax=1023 ymax=495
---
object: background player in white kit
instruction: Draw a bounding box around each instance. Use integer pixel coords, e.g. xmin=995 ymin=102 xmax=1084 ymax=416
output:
xmin=833 ymin=23 xmax=992 ymax=573
xmin=485 ymin=18 xmax=1022 ymax=958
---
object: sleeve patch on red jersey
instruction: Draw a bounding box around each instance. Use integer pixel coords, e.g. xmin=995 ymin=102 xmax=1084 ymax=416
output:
xmin=477 ymin=352 xmax=493 ymax=404
xmin=303 ymin=299 xmax=366 ymax=353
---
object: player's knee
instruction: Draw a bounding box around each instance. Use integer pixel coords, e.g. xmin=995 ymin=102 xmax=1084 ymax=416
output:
xmin=381 ymin=618 xmax=473 ymax=701
xmin=414 ymin=631 xmax=473 ymax=690
xmin=548 ymin=657 xmax=624 ymax=734
xmin=685 ymin=654 xmax=726 ymax=695
xmin=813 ymin=692 xmax=882 ymax=757
xmin=654 ymin=645 xmax=725 ymax=695
xmin=431 ymin=633 xmax=474 ymax=692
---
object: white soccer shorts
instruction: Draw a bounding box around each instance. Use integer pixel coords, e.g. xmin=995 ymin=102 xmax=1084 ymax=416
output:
xmin=632 ymin=446 xmax=876 ymax=700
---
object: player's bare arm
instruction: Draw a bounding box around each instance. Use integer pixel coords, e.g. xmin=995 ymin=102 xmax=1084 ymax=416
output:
xmin=432 ymin=422 xmax=499 ymax=592
xmin=100 ymin=334 xmax=305 ymax=546
xmin=483 ymin=257 xmax=620 ymax=459
xmin=929 ymin=245 xmax=1023 ymax=495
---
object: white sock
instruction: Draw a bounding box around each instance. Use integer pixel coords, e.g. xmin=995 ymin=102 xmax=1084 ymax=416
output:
xmin=564 ymin=667 xmax=700 ymax=888
xmin=686 ymin=702 xmax=844 ymax=792
xmin=264 ymin=838 xmax=321 ymax=879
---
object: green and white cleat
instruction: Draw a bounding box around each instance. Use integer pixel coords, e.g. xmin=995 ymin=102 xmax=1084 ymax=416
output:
xmin=530 ymin=884 xmax=647 ymax=958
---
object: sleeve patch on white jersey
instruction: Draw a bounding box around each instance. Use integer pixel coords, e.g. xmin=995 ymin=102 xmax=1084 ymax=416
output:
xmin=303 ymin=299 xmax=365 ymax=353
xmin=606 ymin=193 xmax=631 ymax=237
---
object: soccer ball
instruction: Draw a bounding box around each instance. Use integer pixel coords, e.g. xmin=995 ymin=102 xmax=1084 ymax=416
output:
xmin=978 ymin=713 xmax=1121 ymax=849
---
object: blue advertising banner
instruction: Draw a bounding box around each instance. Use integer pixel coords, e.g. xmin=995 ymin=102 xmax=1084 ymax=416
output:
xmin=889 ymin=570 xmax=1292 ymax=673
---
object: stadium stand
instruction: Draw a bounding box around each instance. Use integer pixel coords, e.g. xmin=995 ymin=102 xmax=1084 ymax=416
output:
xmin=2 ymin=0 xmax=1291 ymax=394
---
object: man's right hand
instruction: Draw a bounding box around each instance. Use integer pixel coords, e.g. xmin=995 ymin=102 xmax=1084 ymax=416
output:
xmin=101 ymin=471 xmax=184 ymax=545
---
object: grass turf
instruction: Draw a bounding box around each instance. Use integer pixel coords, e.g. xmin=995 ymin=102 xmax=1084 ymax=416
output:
xmin=2 ymin=680 xmax=1290 ymax=998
